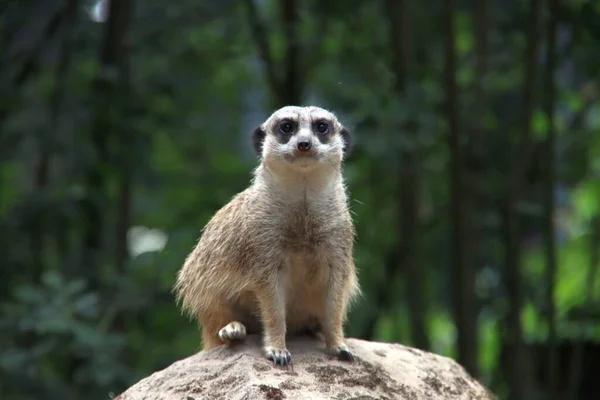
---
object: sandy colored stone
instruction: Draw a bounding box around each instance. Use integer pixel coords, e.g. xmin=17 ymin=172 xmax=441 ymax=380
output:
xmin=116 ymin=335 xmax=496 ymax=400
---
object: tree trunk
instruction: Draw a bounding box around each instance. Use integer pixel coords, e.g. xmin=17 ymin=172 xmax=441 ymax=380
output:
xmin=243 ymin=0 xmax=280 ymax=102
xmin=107 ymin=0 xmax=135 ymax=339
xmin=30 ymin=0 xmax=78 ymax=283
xmin=501 ymin=197 xmax=526 ymax=400
xmin=472 ymin=0 xmax=489 ymax=159
xmin=567 ymin=216 xmax=600 ymax=400
xmin=279 ymin=0 xmax=301 ymax=107
xmin=50 ymin=0 xmax=79 ymax=274
xmin=31 ymin=147 xmax=48 ymax=284
xmin=11 ymin=0 xmax=65 ymax=86
xmin=443 ymin=0 xmax=478 ymax=376
xmin=542 ymin=1 xmax=559 ymax=398
xmin=385 ymin=0 xmax=429 ymax=351
xmin=244 ymin=0 xmax=303 ymax=109
xmin=460 ymin=0 xmax=490 ymax=379
xmin=503 ymin=1 xmax=542 ymax=399
xmin=82 ymin=0 xmax=134 ymax=287
xmin=112 ymin=0 xmax=134 ymax=276
xmin=30 ymin=0 xmax=81 ymax=284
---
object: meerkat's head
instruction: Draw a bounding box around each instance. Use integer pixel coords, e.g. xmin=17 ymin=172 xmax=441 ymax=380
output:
xmin=251 ymin=106 xmax=352 ymax=174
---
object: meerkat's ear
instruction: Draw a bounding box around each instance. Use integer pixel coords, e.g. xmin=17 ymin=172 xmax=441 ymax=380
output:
xmin=252 ymin=126 xmax=266 ymax=156
xmin=340 ymin=127 xmax=353 ymax=159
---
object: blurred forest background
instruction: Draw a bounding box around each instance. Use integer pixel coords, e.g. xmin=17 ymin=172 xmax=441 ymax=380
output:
xmin=1 ymin=0 xmax=599 ymax=399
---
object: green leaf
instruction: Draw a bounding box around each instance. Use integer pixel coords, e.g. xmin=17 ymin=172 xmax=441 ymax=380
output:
xmin=532 ymin=110 xmax=550 ymax=141
xmin=455 ymin=12 xmax=473 ymax=54
xmin=479 ymin=316 xmax=500 ymax=374
xmin=573 ymin=181 xmax=600 ymax=219
xmin=428 ymin=308 xmax=457 ymax=359
xmin=522 ymin=301 xmax=546 ymax=340
xmin=564 ymin=91 xmax=584 ymax=112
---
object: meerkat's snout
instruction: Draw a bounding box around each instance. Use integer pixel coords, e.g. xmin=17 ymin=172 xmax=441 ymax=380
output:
xmin=296 ymin=137 xmax=312 ymax=152
xmin=291 ymin=132 xmax=317 ymax=160
xmin=289 ymin=135 xmax=319 ymax=169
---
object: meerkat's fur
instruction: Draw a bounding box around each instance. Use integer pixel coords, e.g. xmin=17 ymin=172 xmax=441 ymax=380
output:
xmin=173 ymin=106 xmax=360 ymax=367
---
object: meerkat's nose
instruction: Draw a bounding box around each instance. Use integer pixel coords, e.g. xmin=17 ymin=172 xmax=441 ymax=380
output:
xmin=297 ymin=139 xmax=312 ymax=152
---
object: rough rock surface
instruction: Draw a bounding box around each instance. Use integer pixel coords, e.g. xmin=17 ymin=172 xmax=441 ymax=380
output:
xmin=116 ymin=335 xmax=495 ymax=400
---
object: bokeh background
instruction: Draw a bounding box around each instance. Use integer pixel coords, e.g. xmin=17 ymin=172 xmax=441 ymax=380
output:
xmin=1 ymin=0 xmax=599 ymax=399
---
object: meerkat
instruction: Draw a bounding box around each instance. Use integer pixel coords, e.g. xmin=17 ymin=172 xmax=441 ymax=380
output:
xmin=173 ymin=105 xmax=360 ymax=367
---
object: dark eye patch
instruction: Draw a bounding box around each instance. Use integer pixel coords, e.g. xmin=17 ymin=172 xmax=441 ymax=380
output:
xmin=313 ymin=120 xmax=332 ymax=143
xmin=278 ymin=120 xmax=295 ymax=135
xmin=275 ymin=119 xmax=296 ymax=144
xmin=315 ymin=121 xmax=329 ymax=134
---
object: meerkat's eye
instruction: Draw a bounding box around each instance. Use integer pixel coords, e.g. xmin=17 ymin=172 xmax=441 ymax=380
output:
xmin=315 ymin=121 xmax=329 ymax=134
xmin=279 ymin=121 xmax=295 ymax=135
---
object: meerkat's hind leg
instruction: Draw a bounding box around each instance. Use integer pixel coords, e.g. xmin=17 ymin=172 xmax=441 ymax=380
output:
xmin=322 ymin=265 xmax=356 ymax=362
xmin=218 ymin=321 xmax=247 ymax=342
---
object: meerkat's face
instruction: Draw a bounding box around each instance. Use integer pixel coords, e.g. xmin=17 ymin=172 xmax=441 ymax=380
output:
xmin=252 ymin=106 xmax=352 ymax=172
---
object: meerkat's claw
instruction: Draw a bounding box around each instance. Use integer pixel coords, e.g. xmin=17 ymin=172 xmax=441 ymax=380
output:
xmin=264 ymin=347 xmax=292 ymax=367
xmin=218 ymin=321 xmax=247 ymax=341
xmin=327 ymin=344 xmax=355 ymax=362
xmin=338 ymin=348 xmax=355 ymax=361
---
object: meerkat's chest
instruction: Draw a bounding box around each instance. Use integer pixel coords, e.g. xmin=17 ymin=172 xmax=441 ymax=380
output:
xmin=277 ymin=202 xmax=344 ymax=253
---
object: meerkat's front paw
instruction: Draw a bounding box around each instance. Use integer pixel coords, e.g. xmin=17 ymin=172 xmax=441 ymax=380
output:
xmin=327 ymin=343 xmax=355 ymax=362
xmin=218 ymin=321 xmax=247 ymax=341
xmin=263 ymin=347 xmax=292 ymax=367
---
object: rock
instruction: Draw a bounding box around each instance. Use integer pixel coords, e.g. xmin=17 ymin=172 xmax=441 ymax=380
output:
xmin=115 ymin=335 xmax=495 ymax=400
